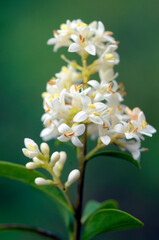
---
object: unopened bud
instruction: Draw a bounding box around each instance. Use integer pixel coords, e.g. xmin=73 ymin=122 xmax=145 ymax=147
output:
xmin=26 ymin=162 xmax=39 ymax=170
xmin=33 ymin=157 xmax=44 ymax=165
xmin=35 ymin=177 xmax=52 ymax=186
xmin=50 ymin=151 xmax=60 ymax=165
xmin=65 ymin=169 xmax=80 ymax=188
xmin=59 ymin=151 xmax=67 ymax=166
xmin=53 ymin=161 xmax=63 ymax=177
xmin=40 ymin=143 xmax=50 ymax=155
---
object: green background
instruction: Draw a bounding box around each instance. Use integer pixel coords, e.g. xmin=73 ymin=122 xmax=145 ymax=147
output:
xmin=0 ymin=0 xmax=159 ymax=239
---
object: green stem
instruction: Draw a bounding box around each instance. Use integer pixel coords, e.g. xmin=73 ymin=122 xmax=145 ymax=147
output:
xmin=0 ymin=224 xmax=61 ymax=240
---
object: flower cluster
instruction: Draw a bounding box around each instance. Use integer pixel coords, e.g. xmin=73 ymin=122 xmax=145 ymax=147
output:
xmin=39 ymin=19 xmax=156 ymax=161
xmin=22 ymin=138 xmax=80 ymax=189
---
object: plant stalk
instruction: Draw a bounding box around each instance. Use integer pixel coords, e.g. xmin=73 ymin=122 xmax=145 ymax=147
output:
xmin=73 ymin=127 xmax=87 ymax=240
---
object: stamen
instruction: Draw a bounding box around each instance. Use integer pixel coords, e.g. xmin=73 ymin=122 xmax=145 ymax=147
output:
xmin=93 ymin=112 xmax=100 ymax=116
xmin=88 ymin=104 xmax=96 ymax=109
xmin=107 ymin=82 xmax=115 ymax=94
xmin=132 ymin=127 xmax=138 ymax=133
xmin=64 ymin=132 xmax=75 ymax=137
xmin=105 ymin=31 xmax=113 ymax=36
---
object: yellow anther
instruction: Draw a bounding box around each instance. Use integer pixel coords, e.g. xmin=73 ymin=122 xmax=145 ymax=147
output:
xmin=77 ymin=22 xmax=87 ymax=28
xmin=108 ymin=107 xmax=114 ymax=114
xmin=49 ymin=97 xmax=54 ymax=102
xmin=103 ymin=123 xmax=109 ymax=129
xmin=74 ymin=84 xmax=83 ymax=92
xmin=93 ymin=112 xmax=100 ymax=116
xmin=140 ymin=120 xmax=147 ymax=129
xmin=28 ymin=144 xmax=35 ymax=151
xmin=88 ymin=104 xmax=96 ymax=109
xmin=64 ymin=132 xmax=75 ymax=137
xmin=54 ymin=93 xmax=59 ymax=98
xmin=105 ymin=54 xmax=115 ymax=61
xmin=105 ymin=31 xmax=113 ymax=36
xmin=45 ymin=103 xmax=50 ymax=113
xmin=48 ymin=78 xmax=56 ymax=85
xmin=46 ymin=120 xmax=52 ymax=126
xmin=107 ymin=82 xmax=115 ymax=94
xmin=132 ymin=127 xmax=138 ymax=133
xmin=117 ymin=104 xmax=122 ymax=111
xmin=62 ymin=66 xmax=68 ymax=73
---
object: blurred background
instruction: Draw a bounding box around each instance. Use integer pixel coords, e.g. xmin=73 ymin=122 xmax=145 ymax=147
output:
xmin=0 ymin=0 xmax=159 ymax=239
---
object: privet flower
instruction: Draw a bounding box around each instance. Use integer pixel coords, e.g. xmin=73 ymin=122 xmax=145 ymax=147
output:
xmin=39 ymin=19 xmax=156 ymax=160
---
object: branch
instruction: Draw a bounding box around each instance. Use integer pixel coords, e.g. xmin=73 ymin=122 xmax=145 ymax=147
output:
xmin=0 ymin=224 xmax=62 ymax=240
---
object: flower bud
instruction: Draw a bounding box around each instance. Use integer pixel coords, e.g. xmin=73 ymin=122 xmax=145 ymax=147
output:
xmin=59 ymin=151 xmax=67 ymax=165
xmin=65 ymin=169 xmax=80 ymax=188
xmin=40 ymin=143 xmax=50 ymax=155
xmin=33 ymin=157 xmax=44 ymax=164
xmin=53 ymin=161 xmax=63 ymax=177
xmin=26 ymin=162 xmax=39 ymax=170
xmin=50 ymin=151 xmax=60 ymax=165
xmin=22 ymin=138 xmax=41 ymax=159
xmin=35 ymin=177 xmax=52 ymax=186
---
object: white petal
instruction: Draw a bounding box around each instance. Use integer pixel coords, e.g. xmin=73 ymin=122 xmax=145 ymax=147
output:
xmin=47 ymin=38 xmax=55 ymax=45
xmin=94 ymin=92 xmax=104 ymax=102
xmin=73 ymin=111 xmax=88 ymax=122
xmin=71 ymin=136 xmax=83 ymax=147
xmin=24 ymin=138 xmax=35 ymax=148
xmin=113 ymin=124 xmax=124 ymax=133
xmin=89 ymin=115 xmax=103 ymax=125
xmin=81 ymin=95 xmax=91 ymax=109
xmin=85 ymin=44 xmax=96 ymax=55
xmin=88 ymin=80 xmax=99 ymax=90
xmin=72 ymin=124 xmax=85 ymax=136
xmin=100 ymin=135 xmax=111 ymax=145
xmin=132 ymin=150 xmax=140 ymax=160
xmin=138 ymin=111 xmax=145 ymax=123
xmin=68 ymin=43 xmax=81 ymax=52
xmin=57 ymin=135 xmax=70 ymax=142
xmin=145 ymin=125 xmax=156 ymax=134
xmin=58 ymin=123 xmax=70 ymax=134
xmin=98 ymin=21 xmax=105 ymax=34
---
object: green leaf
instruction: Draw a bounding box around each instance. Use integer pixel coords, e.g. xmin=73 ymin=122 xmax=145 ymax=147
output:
xmin=0 ymin=161 xmax=73 ymax=214
xmin=86 ymin=151 xmax=141 ymax=168
xmin=0 ymin=224 xmax=62 ymax=240
xmin=82 ymin=200 xmax=118 ymax=224
xmin=82 ymin=209 xmax=144 ymax=240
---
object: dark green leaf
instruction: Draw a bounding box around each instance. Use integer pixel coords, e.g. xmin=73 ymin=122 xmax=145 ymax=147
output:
xmin=82 ymin=200 xmax=118 ymax=224
xmin=0 ymin=161 xmax=73 ymax=214
xmin=0 ymin=224 xmax=62 ymax=240
xmin=86 ymin=151 xmax=141 ymax=168
xmin=82 ymin=209 xmax=144 ymax=240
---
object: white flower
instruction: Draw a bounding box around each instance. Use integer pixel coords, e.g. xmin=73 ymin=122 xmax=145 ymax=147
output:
xmin=22 ymin=138 xmax=41 ymax=159
xmin=120 ymin=140 xmax=141 ymax=161
xmin=73 ymin=95 xmax=107 ymax=124
xmin=35 ymin=177 xmax=52 ymax=186
xmin=98 ymin=124 xmax=111 ymax=145
xmin=65 ymin=169 xmax=80 ymax=188
xmin=68 ymin=29 xmax=96 ymax=55
xmin=57 ymin=123 xmax=85 ymax=147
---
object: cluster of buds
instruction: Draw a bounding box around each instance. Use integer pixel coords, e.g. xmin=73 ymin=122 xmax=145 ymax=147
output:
xmin=22 ymin=138 xmax=80 ymax=190
xmin=39 ymin=19 xmax=156 ymax=161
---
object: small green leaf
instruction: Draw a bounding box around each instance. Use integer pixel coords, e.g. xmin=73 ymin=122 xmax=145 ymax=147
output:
xmin=82 ymin=209 xmax=144 ymax=240
xmin=82 ymin=200 xmax=118 ymax=224
xmin=0 ymin=162 xmax=73 ymax=214
xmin=87 ymin=151 xmax=141 ymax=168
